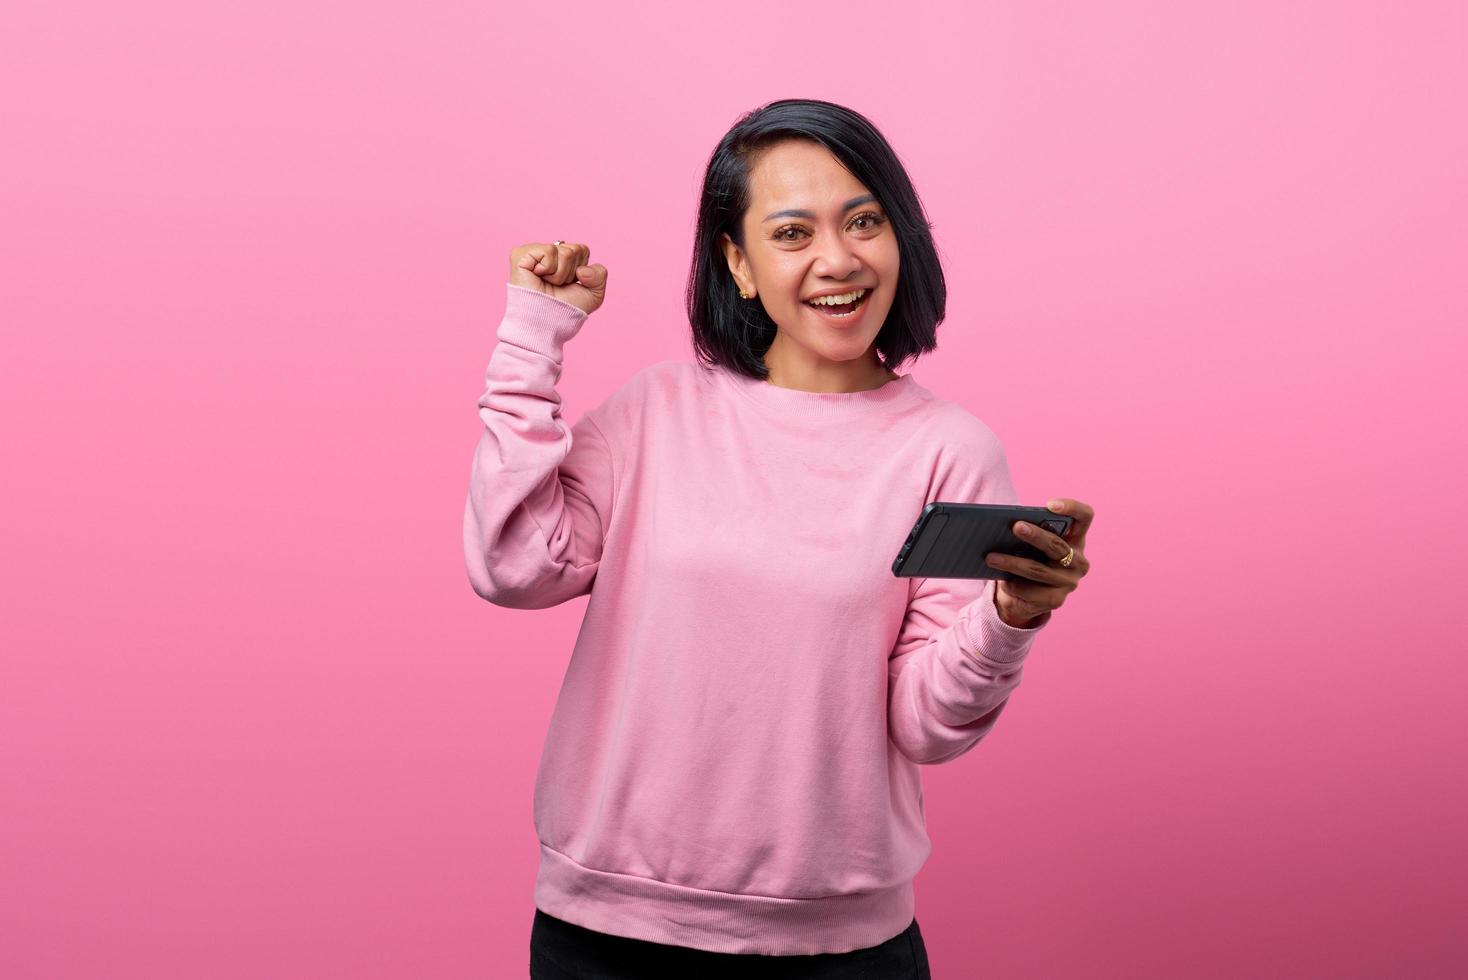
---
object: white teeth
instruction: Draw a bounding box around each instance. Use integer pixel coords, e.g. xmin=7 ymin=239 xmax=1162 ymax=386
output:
xmin=806 ymin=288 xmax=866 ymax=307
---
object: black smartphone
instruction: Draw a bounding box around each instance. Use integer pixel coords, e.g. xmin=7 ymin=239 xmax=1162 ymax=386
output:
xmin=891 ymin=502 xmax=1074 ymax=580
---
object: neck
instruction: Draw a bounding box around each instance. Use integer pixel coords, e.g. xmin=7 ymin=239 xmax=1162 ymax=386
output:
xmin=762 ymin=342 xmax=897 ymax=394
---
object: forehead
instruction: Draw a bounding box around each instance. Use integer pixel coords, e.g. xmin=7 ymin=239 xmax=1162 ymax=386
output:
xmin=746 ymin=140 xmax=872 ymax=209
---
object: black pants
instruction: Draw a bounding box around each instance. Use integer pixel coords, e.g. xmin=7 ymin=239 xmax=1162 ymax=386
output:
xmin=529 ymin=907 xmax=933 ymax=979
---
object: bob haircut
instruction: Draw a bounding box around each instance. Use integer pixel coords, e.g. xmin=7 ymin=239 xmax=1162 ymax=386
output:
xmin=686 ymin=98 xmax=947 ymax=381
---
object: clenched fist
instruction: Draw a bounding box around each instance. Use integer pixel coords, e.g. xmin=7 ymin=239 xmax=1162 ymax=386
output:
xmin=509 ymin=242 xmax=608 ymax=317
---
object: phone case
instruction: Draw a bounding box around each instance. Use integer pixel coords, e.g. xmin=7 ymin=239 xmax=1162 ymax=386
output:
xmin=891 ymin=502 xmax=1074 ymax=580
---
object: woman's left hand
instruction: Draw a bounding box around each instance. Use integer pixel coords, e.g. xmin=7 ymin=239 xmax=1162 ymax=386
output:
xmin=986 ymin=498 xmax=1093 ymax=629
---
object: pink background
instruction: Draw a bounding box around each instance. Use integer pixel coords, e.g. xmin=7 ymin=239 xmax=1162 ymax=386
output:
xmin=4 ymin=1 xmax=1465 ymax=977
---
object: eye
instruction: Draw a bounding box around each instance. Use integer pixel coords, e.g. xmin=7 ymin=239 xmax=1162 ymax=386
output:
xmin=771 ymin=211 xmax=887 ymax=242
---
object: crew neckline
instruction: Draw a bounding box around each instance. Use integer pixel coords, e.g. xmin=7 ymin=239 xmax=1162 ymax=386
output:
xmin=712 ymin=364 xmax=924 ymax=420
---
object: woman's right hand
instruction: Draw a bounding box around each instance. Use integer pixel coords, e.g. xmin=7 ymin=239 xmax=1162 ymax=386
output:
xmin=509 ymin=242 xmax=608 ymax=316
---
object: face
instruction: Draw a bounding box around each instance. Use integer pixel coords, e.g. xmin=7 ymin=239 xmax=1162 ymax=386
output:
xmin=721 ymin=140 xmax=901 ymax=381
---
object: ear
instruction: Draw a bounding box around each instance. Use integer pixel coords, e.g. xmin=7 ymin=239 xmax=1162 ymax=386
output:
xmin=721 ymin=232 xmax=752 ymax=296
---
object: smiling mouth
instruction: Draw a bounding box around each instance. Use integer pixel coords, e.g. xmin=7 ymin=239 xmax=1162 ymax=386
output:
xmin=805 ymin=289 xmax=872 ymax=318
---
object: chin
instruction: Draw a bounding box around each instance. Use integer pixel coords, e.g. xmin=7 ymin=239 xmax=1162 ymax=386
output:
xmin=821 ymin=338 xmax=881 ymax=359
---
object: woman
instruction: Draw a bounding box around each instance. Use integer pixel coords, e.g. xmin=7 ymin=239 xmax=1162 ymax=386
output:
xmin=464 ymin=98 xmax=1093 ymax=978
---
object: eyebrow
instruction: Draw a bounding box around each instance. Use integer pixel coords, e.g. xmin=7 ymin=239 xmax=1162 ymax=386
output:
xmin=762 ymin=194 xmax=878 ymax=223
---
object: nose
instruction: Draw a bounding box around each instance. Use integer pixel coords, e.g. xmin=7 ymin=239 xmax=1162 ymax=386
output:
xmin=811 ymin=233 xmax=863 ymax=281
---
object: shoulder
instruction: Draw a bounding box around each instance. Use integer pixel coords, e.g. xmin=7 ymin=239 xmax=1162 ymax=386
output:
xmin=585 ymin=359 xmax=705 ymax=431
xmin=912 ymin=388 xmax=1010 ymax=463
xmin=615 ymin=359 xmax=704 ymax=402
xmin=635 ymin=358 xmax=703 ymax=388
xmin=905 ymin=387 xmax=1018 ymax=503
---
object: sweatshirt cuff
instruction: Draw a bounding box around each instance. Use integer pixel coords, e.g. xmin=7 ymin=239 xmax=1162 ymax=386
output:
xmin=962 ymin=579 xmax=1048 ymax=666
xmin=499 ymin=283 xmax=589 ymax=360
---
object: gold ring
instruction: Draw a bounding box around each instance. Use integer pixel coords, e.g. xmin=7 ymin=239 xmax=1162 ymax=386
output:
xmin=1059 ymin=545 xmax=1074 ymax=568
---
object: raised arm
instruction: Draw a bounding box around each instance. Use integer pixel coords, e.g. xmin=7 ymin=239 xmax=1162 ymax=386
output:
xmin=464 ymin=243 xmax=615 ymax=609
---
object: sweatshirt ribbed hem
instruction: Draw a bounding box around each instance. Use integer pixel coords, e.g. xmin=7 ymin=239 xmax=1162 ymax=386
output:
xmin=532 ymin=842 xmax=917 ymax=956
xmin=500 ymin=283 xmax=587 ymax=359
xmin=961 ymin=579 xmax=1046 ymax=667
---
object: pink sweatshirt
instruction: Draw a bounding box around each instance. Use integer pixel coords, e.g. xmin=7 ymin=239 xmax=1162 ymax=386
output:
xmin=464 ymin=283 xmax=1049 ymax=956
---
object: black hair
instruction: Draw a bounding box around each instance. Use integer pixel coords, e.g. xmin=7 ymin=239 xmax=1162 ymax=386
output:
xmin=685 ymin=98 xmax=947 ymax=380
